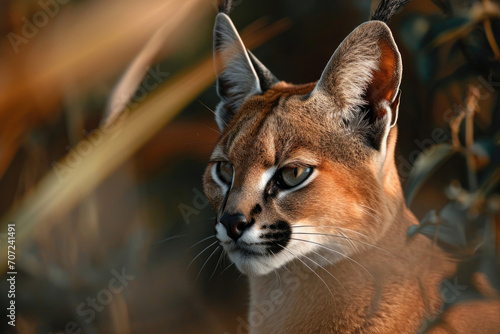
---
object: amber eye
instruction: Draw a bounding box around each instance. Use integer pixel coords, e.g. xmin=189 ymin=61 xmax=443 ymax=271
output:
xmin=216 ymin=162 xmax=234 ymax=184
xmin=277 ymin=166 xmax=313 ymax=189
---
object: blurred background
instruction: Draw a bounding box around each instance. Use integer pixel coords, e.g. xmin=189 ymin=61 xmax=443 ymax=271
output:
xmin=0 ymin=0 xmax=498 ymax=333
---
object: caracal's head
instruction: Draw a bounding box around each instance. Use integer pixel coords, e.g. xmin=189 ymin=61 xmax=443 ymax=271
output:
xmin=203 ymin=13 xmax=403 ymax=276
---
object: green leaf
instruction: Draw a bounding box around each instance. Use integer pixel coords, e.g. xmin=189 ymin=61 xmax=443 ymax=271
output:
xmin=405 ymin=143 xmax=457 ymax=206
xmin=408 ymin=203 xmax=487 ymax=254
xmin=407 ymin=210 xmax=439 ymax=237
xmin=413 ymin=208 xmax=467 ymax=251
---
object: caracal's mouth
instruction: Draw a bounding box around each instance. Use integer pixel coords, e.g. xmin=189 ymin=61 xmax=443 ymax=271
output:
xmin=215 ymin=221 xmax=293 ymax=276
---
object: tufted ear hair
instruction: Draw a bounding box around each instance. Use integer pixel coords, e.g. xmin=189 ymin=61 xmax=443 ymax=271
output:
xmin=213 ymin=13 xmax=279 ymax=131
xmin=312 ymin=20 xmax=402 ymax=155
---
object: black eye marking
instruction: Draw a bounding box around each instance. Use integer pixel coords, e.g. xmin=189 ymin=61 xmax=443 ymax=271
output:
xmin=250 ymin=204 xmax=262 ymax=216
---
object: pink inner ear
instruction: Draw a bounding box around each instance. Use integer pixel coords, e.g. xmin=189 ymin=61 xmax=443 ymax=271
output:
xmin=366 ymin=39 xmax=399 ymax=119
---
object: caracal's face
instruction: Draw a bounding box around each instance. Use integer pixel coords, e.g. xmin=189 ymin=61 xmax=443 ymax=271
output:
xmin=203 ymin=83 xmax=387 ymax=276
xmin=203 ymin=14 xmax=401 ymax=276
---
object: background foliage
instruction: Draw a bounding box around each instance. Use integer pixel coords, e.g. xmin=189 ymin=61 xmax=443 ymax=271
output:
xmin=0 ymin=0 xmax=498 ymax=333
xmin=401 ymin=0 xmax=500 ymax=328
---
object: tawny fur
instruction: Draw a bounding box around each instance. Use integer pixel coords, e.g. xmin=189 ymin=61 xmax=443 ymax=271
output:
xmin=244 ymin=128 xmax=454 ymax=334
xmin=204 ymin=10 xmax=500 ymax=334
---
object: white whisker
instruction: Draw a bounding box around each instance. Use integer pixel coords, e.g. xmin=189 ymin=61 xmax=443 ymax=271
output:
xmin=307 ymin=250 xmax=346 ymax=292
xmin=291 ymin=238 xmax=375 ymax=282
xmin=358 ymin=204 xmax=379 ymax=215
xmin=358 ymin=204 xmax=384 ymax=224
xmin=197 ymin=246 xmax=221 ymax=280
xmin=219 ymin=261 xmax=235 ymax=277
xmin=292 ymin=232 xmax=389 ymax=254
xmin=269 ymin=250 xmax=283 ymax=290
xmin=195 ymin=121 xmax=222 ymax=136
xmin=293 ymin=225 xmax=370 ymax=240
xmin=186 ymin=235 xmax=216 ymax=251
xmin=157 ymin=234 xmax=188 ymax=243
xmin=187 ymin=240 xmax=219 ymax=270
xmin=196 ymin=98 xmax=228 ymax=127
xmin=209 ymin=248 xmax=226 ymax=281
xmin=310 ymin=250 xmax=337 ymax=269
xmin=279 ymin=245 xmax=335 ymax=298
xmin=339 ymin=230 xmax=359 ymax=253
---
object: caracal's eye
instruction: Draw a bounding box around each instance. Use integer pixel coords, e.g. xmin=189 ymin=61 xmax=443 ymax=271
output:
xmin=278 ymin=166 xmax=313 ymax=189
xmin=216 ymin=161 xmax=234 ymax=184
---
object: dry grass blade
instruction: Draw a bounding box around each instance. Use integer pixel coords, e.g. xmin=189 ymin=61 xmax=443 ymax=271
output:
xmin=105 ymin=0 xmax=201 ymax=123
xmin=0 ymin=19 xmax=290 ymax=271
xmin=107 ymin=16 xmax=291 ymax=124
xmin=0 ymin=56 xmax=215 ymax=271
xmin=0 ymin=0 xmax=209 ymax=180
xmin=483 ymin=0 xmax=500 ymax=60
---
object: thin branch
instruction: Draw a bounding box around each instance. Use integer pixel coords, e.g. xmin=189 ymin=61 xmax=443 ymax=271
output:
xmin=482 ymin=0 xmax=500 ymax=60
xmin=465 ymin=85 xmax=480 ymax=190
xmin=450 ymin=112 xmax=465 ymax=150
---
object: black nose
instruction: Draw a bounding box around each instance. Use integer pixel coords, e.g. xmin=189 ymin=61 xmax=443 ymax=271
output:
xmin=220 ymin=213 xmax=252 ymax=241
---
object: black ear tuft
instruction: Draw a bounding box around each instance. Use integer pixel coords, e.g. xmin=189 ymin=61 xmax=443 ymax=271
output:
xmin=370 ymin=0 xmax=410 ymax=23
xmin=218 ymin=0 xmax=234 ymax=15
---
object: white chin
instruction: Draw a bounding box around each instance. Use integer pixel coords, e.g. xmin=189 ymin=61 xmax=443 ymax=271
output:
xmin=228 ymin=251 xmax=276 ymax=276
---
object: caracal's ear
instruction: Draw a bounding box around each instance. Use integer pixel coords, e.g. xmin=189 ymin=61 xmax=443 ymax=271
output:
xmin=213 ymin=13 xmax=279 ymax=131
xmin=312 ymin=20 xmax=402 ymax=158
